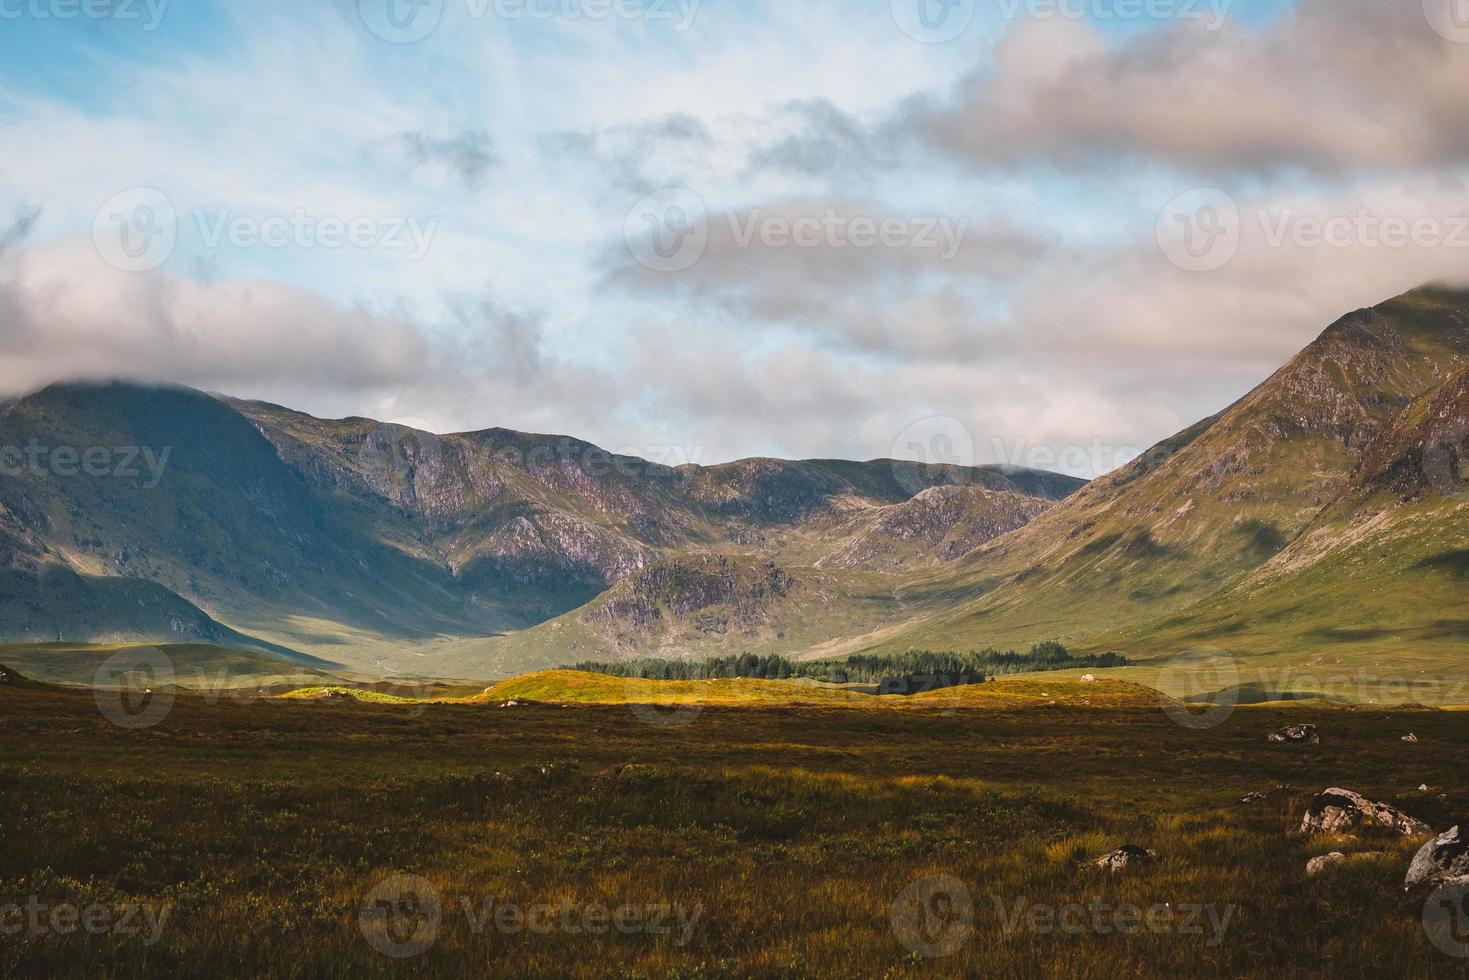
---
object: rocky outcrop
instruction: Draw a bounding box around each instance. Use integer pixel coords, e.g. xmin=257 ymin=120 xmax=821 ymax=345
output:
xmin=1300 ymin=788 xmax=1431 ymax=837
xmin=1269 ymin=724 xmax=1320 ymax=745
xmin=1306 ymin=853 xmax=1346 ymax=878
xmin=1094 ymin=845 xmax=1157 ymax=873
xmin=588 ymin=556 xmax=798 ymax=638
xmin=1406 ymin=826 xmax=1469 ymax=888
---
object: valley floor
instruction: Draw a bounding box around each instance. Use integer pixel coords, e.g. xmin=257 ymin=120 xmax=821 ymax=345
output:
xmin=2 ymin=687 xmax=1467 ymax=978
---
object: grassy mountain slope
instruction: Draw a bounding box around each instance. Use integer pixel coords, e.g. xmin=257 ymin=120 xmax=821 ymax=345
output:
xmin=1 ymin=383 xmax=1077 ymax=672
xmin=859 ymin=287 xmax=1469 ymax=663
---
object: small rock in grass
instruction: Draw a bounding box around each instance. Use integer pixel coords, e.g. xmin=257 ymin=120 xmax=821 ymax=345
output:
xmin=1081 ymin=674 xmax=1097 ymax=683
xmin=1406 ymin=826 xmax=1469 ymax=888
xmin=1241 ymin=792 xmax=1268 ymax=805
xmin=1300 ymin=788 xmax=1432 ymax=837
xmin=1094 ymin=845 xmax=1158 ymax=873
xmin=1402 ymin=733 xmax=1419 ymax=743
xmin=1307 ymin=852 xmax=1346 ymax=878
xmin=1268 ymin=724 xmax=1319 ymax=745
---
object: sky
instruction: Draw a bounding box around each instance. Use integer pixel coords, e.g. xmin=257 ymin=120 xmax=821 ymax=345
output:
xmin=2 ymin=0 xmax=1468 ymax=478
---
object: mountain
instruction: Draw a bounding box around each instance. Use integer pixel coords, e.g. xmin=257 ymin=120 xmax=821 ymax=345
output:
xmin=0 ymin=381 xmax=1078 ymax=674
xmin=855 ymin=287 xmax=1469 ymax=683
xmin=3 ymin=285 xmax=1466 ymax=687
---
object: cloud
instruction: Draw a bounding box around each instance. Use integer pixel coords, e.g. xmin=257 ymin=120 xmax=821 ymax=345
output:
xmin=542 ymin=114 xmax=715 ymax=197
xmin=603 ymin=195 xmax=1047 ymax=357
xmin=744 ymin=2 xmax=1469 ymax=179
xmin=397 ymin=130 xmax=498 ymax=191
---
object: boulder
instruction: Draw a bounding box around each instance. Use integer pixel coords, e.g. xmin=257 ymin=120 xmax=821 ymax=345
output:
xmin=1094 ymin=845 xmax=1157 ymax=873
xmin=1402 ymin=733 xmax=1419 ymax=743
xmin=1081 ymin=674 xmax=1098 ymax=683
xmin=1268 ymin=724 xmax=1319 ymax=745
xmin=1406 ymin=826 xmax=1469 ymax=888
xmin=1306 ymin=852 xmax=1346 ymax=878
xmin=1300 ymin=788 xmax=1432 ymax=837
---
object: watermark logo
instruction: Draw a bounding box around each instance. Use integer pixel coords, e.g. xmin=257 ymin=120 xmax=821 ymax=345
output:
xmin=1423 ymin=419 xmax=1469 ymax=497
xmin=360 ymin=874 xmax=443 ymax=959
xmin=1424 ymin=0 xmax=1469 ymax=43
xmin=0 ymin=0 xmax=170 ymax=30
xmin=1157 ymin=188 xmax=1240 ymax=273
xmin=891 ymin=874 xmax=975 ymax=958
xmin=0 ymin=898 xmax=172 ymax=945
xmin=93 ymin=188 xmax=177 ymax=273
xmin=359 ymin=0 xmax=444 ymax=42
xmin=993 ymin=896 xmax=1235 ymax=946
xmin=0 ymin=442 xmax=171 ymax=487
xmin=1422 ymin=879 xmax=1469 ymax=959
xmin=1156 ymin=647 xmax=1240 ymax=729
xmin=626 ymin=187 xmax=708 ymax=273
xmin=891 ymin=0 xmax=975 ymax=43
xmin=192 ymin=209 xmax=438 ymax=260
xmin=625 ymin=672 xmax=705 ymax=730
xmin=93 ymin=647 xmax=175 ymax=730
xmin=728 ymin=209 xmax=969 ymax=261
xmin=890 ymin=416 xmax=976 ymax=496
xmin=997 ymin=0 xmax=1231 ymax=30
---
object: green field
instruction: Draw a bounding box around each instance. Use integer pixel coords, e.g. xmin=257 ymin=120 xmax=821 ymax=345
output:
xmin=3 ymin=673 xmax=1467 ymax=978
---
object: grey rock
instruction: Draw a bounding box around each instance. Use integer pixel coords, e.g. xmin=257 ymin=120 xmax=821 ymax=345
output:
xmin=1307 ymin=852 xmax=1346 ymax=878
xmin=1406 ymin=826 xmax=1469 ymax=888
xmin=1269 ymin=724 xmax=1319 ymax=745
xmin=1300 ymin=788 xmax=1432 ymax=837
xmin=1402 ymin=733 xmax=1419 ymax=743
xmin=1094 ymin=845 xmax=1158 ymax=873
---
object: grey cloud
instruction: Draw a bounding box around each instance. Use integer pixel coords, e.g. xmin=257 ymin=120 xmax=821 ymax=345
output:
xmin=543 ymin=113 xmax=714 ymax=197
xmin=751 ymin=2 xmax=1469 ymax=178
xmin=603 ymin=195 xmax=1048 ymax=357
xmin=399 ymin=130 xmax=497 ymax=190
xmin=0 ymin=207 xmax=40 ymax=256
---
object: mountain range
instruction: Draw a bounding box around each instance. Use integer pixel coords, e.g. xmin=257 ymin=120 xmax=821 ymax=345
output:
xmin=2 ymin=286 xmax=1466 ymax=688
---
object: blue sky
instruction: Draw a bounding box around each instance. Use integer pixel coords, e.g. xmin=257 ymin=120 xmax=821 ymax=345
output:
xmin=2 ymin=0 xmax=1466 ymax=477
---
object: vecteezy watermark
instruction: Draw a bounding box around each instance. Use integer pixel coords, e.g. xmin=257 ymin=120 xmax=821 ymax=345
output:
xmin=359 ymin=874 xmax=702 ymax=958
xmin=93 ymin=188 xmax=177 ymax=273
xmin=625 ymin=187 xmax=709 ymax=274
xmin=92 ymin=188 xmax=439 ymax=272
xmin=889 ymin=417 xmax=977 ymax=496
xmin=0 ymin=0 xmax=170 ymax=30
xmin=991 ymin=896 xmax=1235 ymax=947
xmin=1156 ymin=188 xmax=1241 ymax=273
xmin=1424 ymin=0 xmax=1469 ymax=43
xmin=1156 ymin=647 xmax=1240 ymax=730
xmin=0 ymin=442 xmax=171 ymax=488
xmin=1158 ymin=654 xmax=1469 ymax=729
xmin=193 ymin=209 xmax=438 ymax=260
xmin=0 ymin=898 xmax=172 ymax=946
xmin=623 ymin=190 xmax=971 ymax=273
xmin=891 ymin=0 xmax=1229 ymax=43
xmin=1423 ymin=419 xmax=1469 ymax=498
xmin=891 ymin=875 xmax=1236 ymax=957
xmin=990 ymin=437 xmax=1142 ymax=478
xmin=1159 ymin=189 xmax=1469 ymax=273
xmin=625 ymin=669 xmax=705 ymax=730
xmin=361 ymin=875 xmax=442 ymax=959
xmin=890 ymin=875 xmax=975 ymax=958
xmin=357 ymin=0 xmax=700 ymax=43
xmin=890 ymin=0 xmax=975 ymax=43
xmin=93 ymin=647 xmax=176 ymax=730
xmin=726 ymin=209 xmax=969 ymax=261
xmin=1422 ymin=879 xmax=1469 ymax=959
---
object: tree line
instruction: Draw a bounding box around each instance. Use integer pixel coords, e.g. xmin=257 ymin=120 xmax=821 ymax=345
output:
xmin=567 ymin=643 xmax=1128 ymax=691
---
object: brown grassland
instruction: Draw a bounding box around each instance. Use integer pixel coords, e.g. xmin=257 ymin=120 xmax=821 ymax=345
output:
xmin=2 ymin=677 xmax=1467 ymax=978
